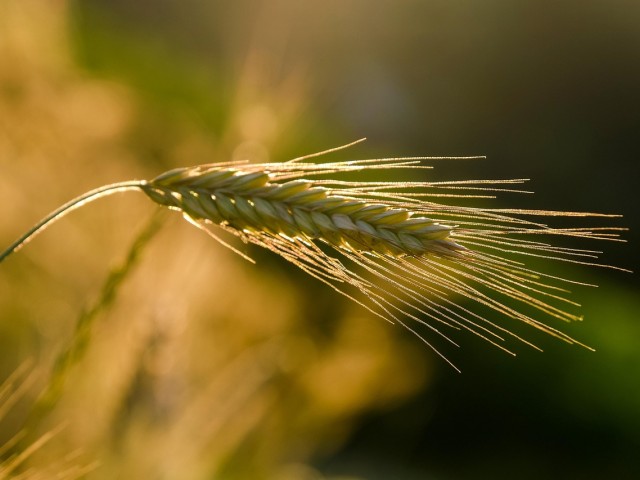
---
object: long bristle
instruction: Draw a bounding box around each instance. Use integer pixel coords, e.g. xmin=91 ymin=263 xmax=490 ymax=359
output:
xmin=137 ymin=146 xmax=627 ymax=368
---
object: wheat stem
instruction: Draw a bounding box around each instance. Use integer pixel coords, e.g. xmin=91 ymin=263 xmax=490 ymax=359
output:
xmin=0 ymin=181 xmax=146 ymax=264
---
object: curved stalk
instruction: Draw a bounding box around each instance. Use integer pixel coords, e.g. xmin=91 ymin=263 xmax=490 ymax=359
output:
xmin=0 ymin=181 xmax=146 ymax=263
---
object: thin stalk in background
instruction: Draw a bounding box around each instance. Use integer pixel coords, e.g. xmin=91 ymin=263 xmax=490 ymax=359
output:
xmin=28 ymin=210 xmax=165 ymax=425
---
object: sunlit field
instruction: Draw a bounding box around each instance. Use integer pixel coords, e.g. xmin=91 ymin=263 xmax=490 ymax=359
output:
xmin=1 ymin=1 xmax=638 ymax=479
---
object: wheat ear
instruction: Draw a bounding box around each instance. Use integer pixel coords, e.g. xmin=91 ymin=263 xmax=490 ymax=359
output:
xmin=0 ymin=143 xmax=628 ymax=369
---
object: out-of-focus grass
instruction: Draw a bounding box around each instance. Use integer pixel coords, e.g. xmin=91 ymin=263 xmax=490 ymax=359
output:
xmin=69 ymin=0 xmax=318 ymax=169
xmin=1 ymin=0 xmax=638 ymax=479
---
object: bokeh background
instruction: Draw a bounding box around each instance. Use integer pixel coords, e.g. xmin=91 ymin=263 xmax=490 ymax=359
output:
xmin=1 ymin=0 xmax=639 ymax=478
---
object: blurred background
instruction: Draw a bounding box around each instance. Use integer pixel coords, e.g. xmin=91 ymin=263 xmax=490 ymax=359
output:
xmin=1 ymin=0 xmax=639 ymax=478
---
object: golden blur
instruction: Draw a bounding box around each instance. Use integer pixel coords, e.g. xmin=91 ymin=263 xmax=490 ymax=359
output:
xmin=2 ymin=0 xmax=639 ymax=478
xmin=0 ymin=1 xmax=429 ymax=478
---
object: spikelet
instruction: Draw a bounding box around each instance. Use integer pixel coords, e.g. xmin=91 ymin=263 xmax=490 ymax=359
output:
xmin=143 ymin=162 xmax=463 ymax=258
xmin=0 ymin=141 xmax=628 ymax=369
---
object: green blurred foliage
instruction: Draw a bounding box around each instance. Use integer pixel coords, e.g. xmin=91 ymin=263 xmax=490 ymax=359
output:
xmin=1 ymin=0 xmax=638 ymax=478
